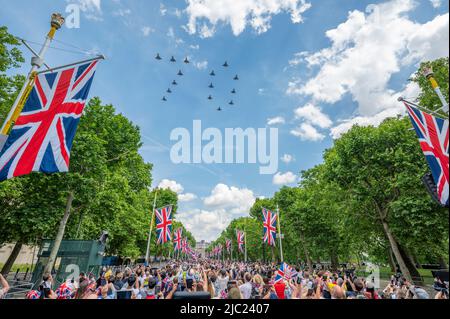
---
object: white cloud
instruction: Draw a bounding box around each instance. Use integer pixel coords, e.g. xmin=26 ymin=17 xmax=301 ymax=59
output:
xmin=178 ymin=193 xmax=198 ymax=202
xmin=430 ymin=0 xmax=442 ymax=8
xmin=294 ymin=103 xmax=332 ymax=128
xmin=273 ymin=171 xmax=298 ymax=185
xmin=69 ymin=0 xmax=102 ymax=20
xmin=160 ymin=3 xmax=167 ymax=16
xmin=190 ymin=44 xmax=200 ymax=50
xmin=113 ymin=8 xmax=131 ymax=17
xmin=157 ymin=179 xmax=198 ymax=204
xmin=184 ymin=0 xmax=312 ymax=37
xmin=193 ymin=60 xmax=208 ymax=70
xmin=177 ymin=208 xmax=232 ymax=241
xmin=267 ymin=116 xmax=285 ymax=126
xmin=141 ymin=26 xmax=154 ymax=37
xmin=281 ymin=154 xmax=295 ymax=164
xmin=203 ymin=184 xmax=255 ymax=212
xmin=290 ymin=123 xmax=325 ymax=141
xmin=157 ymin=179 xmax=184 ymax=194
xmin=176 ymin=183 xmax=256 ymax=241
xmin=287 ymin=0 xmax=449 ymax=137
xmin=74 ymin=0 xmax=101 ymax=12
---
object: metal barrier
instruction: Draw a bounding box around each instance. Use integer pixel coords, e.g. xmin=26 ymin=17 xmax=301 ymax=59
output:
xmin=4 ymin=280 xmax=35 ymax=299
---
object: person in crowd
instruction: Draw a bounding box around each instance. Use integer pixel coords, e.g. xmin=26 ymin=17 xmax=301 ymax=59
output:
xmin=0 ymin=273 xmax=10 ymax=299
xmin=22 ymin=259 xmax=442 ymax=300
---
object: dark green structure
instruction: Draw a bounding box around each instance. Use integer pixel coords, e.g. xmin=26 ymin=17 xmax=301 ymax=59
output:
xmin=31 ymin=240 xmax=105 ymax=288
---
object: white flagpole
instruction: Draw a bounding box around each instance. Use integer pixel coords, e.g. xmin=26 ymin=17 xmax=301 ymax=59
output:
xmin=145 ymin=190 xmax=158 ymax=264
xmin=277 ymin=204 xmax=284 ymax=263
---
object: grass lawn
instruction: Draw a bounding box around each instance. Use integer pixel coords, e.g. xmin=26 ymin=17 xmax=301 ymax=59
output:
xmin=0 ymin=263 xmax=33 ymax=273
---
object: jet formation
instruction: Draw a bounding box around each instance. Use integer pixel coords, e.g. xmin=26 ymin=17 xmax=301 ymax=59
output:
xmin=155 ymin=53 xmax=239 ymax=111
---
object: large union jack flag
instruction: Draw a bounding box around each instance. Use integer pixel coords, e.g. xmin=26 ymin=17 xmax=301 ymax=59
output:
xmin=404 ymin=101 xmax=449 ymax=207
xmin=262 ymin=208 xmax=277 ymax=246
xmin=173 ymin=228 xmax=182 ymax=251
xmin=236 ymin=230 xmax=245 ymax=253
xmin=0 ymin=60 xmax=99 ymax=181
xmin=155 ymin=205 xmax=173 ymax=244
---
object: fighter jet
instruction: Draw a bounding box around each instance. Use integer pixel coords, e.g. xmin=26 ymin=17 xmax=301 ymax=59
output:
xmin=210 ymin=70 xmax=216 ymax=76
xmin=177 ymin=70 xmax=184 ymax=76
xmin=170 ymin=56 xmax=176 ymax=63
xmin=167 ymin=88 xmax=172 ymax=94
xmin=217 ymin=106 xmax=222 ymax=111
xmin=208 ymin=95 xmax=213 ymax=100
xmin=155 ymin=53 xmax=162 ymax=60
xmin=229 ymin=100 xmax=234 ymax=106
xmin=162 ymin=96 xmax=167 ymax=101
xmin=234 ymin=75 xmax=239 ymax=80
xmin=172 ymin=80 xmax=178 ymax=85
xmin=184 ymin=57 xmax=190 ymax=64
xmin=223 ymin=61 xmax=229 ymax=67
xmin=231 ymin=88 xmax=236 ymax=94
xmin=209 ymin=83 xmax=214 ymax=89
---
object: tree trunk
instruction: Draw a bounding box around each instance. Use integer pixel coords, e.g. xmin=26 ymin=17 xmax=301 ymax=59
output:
xmin=43 ymin=191 xmax=74 ymax=276
xmin=330 ymin=250 xmax=339 ymax=270
xmin=398 ymin=244 xmax=422 ymax=285
xmin=1 ymin=242 xmax=23 ymax=276
xmin=381 ymin=220 xmax=412 ymax=283
xmin=438 ymin=256 xmax=448 ymax=269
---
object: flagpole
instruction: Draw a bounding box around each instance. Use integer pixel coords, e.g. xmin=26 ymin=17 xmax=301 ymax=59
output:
xmin=0 ymin=13 xmax=65 ymax=151
xmin=277 ymin=204 xmax=284 ymax=263
xmin=422 ymin=66 xmax=449 ymax=113
xmin=145 ymin=190 xmax=158 ymax=264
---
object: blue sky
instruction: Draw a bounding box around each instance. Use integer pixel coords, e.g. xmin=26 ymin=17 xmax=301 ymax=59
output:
xmin=1 ymin=0 xmax=448 ymax=241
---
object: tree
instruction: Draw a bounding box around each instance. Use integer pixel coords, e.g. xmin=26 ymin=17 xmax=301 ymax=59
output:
xmin=0 ymin=26 xmax=25 ymax=124
xmin=323 ymin=117 xmax=448 ymax=283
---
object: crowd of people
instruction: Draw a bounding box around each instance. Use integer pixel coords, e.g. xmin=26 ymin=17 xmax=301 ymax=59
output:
xmin=0 ymin=260 xmax=448 ymax=300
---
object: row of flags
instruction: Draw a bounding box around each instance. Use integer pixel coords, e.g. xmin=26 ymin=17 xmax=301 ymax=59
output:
xmin=154 ymin=205 xmax=197 ymax=258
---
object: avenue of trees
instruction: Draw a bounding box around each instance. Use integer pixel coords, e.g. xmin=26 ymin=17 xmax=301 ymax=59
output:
xmin=208 ymin=57 xmax=449 ymax=283
xmin=0 ymin=26 xmax=195 ymax=275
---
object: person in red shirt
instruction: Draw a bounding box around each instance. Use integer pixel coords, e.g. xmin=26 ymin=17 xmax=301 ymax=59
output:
xmin=274 ymin=281 xmax=286 ymax=299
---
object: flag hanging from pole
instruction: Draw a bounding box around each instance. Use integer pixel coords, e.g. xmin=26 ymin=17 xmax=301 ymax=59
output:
xmin=226 ymin=239 xmax=232 ymax=253
xmin=262 ymin=208 xmax=277 ymax=246
xmin=236 ymin=230 xmax=245 ymax=253
xmin=403 ymin=101 xmax=449 ymax=207
xmin=0 ymin=60 xmax=100 ymax=181
xmin=173 ymin=228 xmax=182 ymax=251
xmin=182 ymin=237 xmax=188 ymax=254
xmin=155 ymin=205 xmax=173 ymax=244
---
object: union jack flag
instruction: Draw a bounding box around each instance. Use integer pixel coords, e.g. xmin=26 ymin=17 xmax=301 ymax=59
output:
xmin=0 ymin=60 xmax=99 ymax=181
xmin=155 ymin=205 xmax=173 ymax=244
xmin=236 ymin=230 xmax=245 ymax=253
xmin=181 ymin=237 xmax=188 ymax=254
xmin=26 ymin=290 xmax=41 ymax=300
xmin=275 ymin=262 xmax=288 ymax=283
xmin=55 ymin=282 xmax=75 ymax=300
xmin=404 ymin=101 xmax=449 ymax=206
xmin=262 ymin=208 xmax=277 ymax=246
xmin=226 ymin=239 xmax=232 ymax=253
xmin=173 ymin=228 xmax=182 ymax=251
